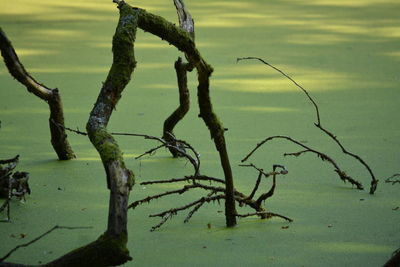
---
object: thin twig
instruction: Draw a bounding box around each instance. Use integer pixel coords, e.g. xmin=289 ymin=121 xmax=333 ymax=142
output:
xmin=51 ymin=119 xmax=87 ymax=136
xmin=113 ymin=131 xmax=201 ymax=176
xmin=385 ymin=174 xmax=400 ymax=185
xmin=149 ymin=195 xmax=225 ymax=218
xmin=246 ymin=171 xmax=263 ymax=200
xmin=150 ymin=213 xmax=173 ymax=232
xmin=129 ymin=184 xmax=198 ymax=209
xmin=237 ymin=57 xmax=321 ymax=124
xmin=140 ymin=175 xmax=225 ymax=185
xmin=236 ymin=211 xmax=293 ymax=222
xmin=148 ymin=194 xmax=225 ymax=231
xmin=0 ymin=225 xmax=93 ymax=262
xmin=184 ymin=191 xmax=217 ymax=223
xmin=184 ymin=201 xmax=205 ymax=223
xmin=239 ymin=163 xmax=288 ymax=177
xmin=255 ymin=165 xmax=280 ymax=206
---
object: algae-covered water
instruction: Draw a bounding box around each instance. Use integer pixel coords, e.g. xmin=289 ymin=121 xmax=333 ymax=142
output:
xmin=0 ymin=0 xmax=399 ymax=266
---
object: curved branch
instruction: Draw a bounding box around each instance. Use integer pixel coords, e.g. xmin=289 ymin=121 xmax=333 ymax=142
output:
xmin=237 ymin=56 xmax=376 ymax=193
xmin=0 ymin=28 xmax=75 ymax=160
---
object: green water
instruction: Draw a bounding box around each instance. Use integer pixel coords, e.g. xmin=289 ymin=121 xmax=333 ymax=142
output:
xmin=0 ymin=0 xmax=399 ymax=266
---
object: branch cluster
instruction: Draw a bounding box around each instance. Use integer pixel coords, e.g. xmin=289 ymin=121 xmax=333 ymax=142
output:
xmin=125 ymin=133 xmax=291 ymax=231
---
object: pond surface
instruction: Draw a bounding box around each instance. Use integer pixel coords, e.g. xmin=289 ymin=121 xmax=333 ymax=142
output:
xmin=0 ymin=0 xmax=399 ymax=266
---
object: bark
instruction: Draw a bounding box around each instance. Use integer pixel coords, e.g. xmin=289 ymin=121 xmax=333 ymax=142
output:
xmin=0 ymin=28 xmax=75 ymax=160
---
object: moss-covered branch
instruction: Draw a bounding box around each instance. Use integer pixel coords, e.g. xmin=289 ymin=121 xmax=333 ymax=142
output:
xmin=85 ymin=3 xmax=137 ymax=262
xmin=0 ymin=28 xmax=75 ymax=160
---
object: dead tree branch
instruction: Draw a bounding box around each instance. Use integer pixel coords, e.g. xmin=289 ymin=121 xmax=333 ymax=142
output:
xmin=237 ymin=56 xmax=377 ymax=193
xmin=0 ymin=28 xmax=75 ymax=160
xmin=241 ymin=135 xmax=364 ymax=189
